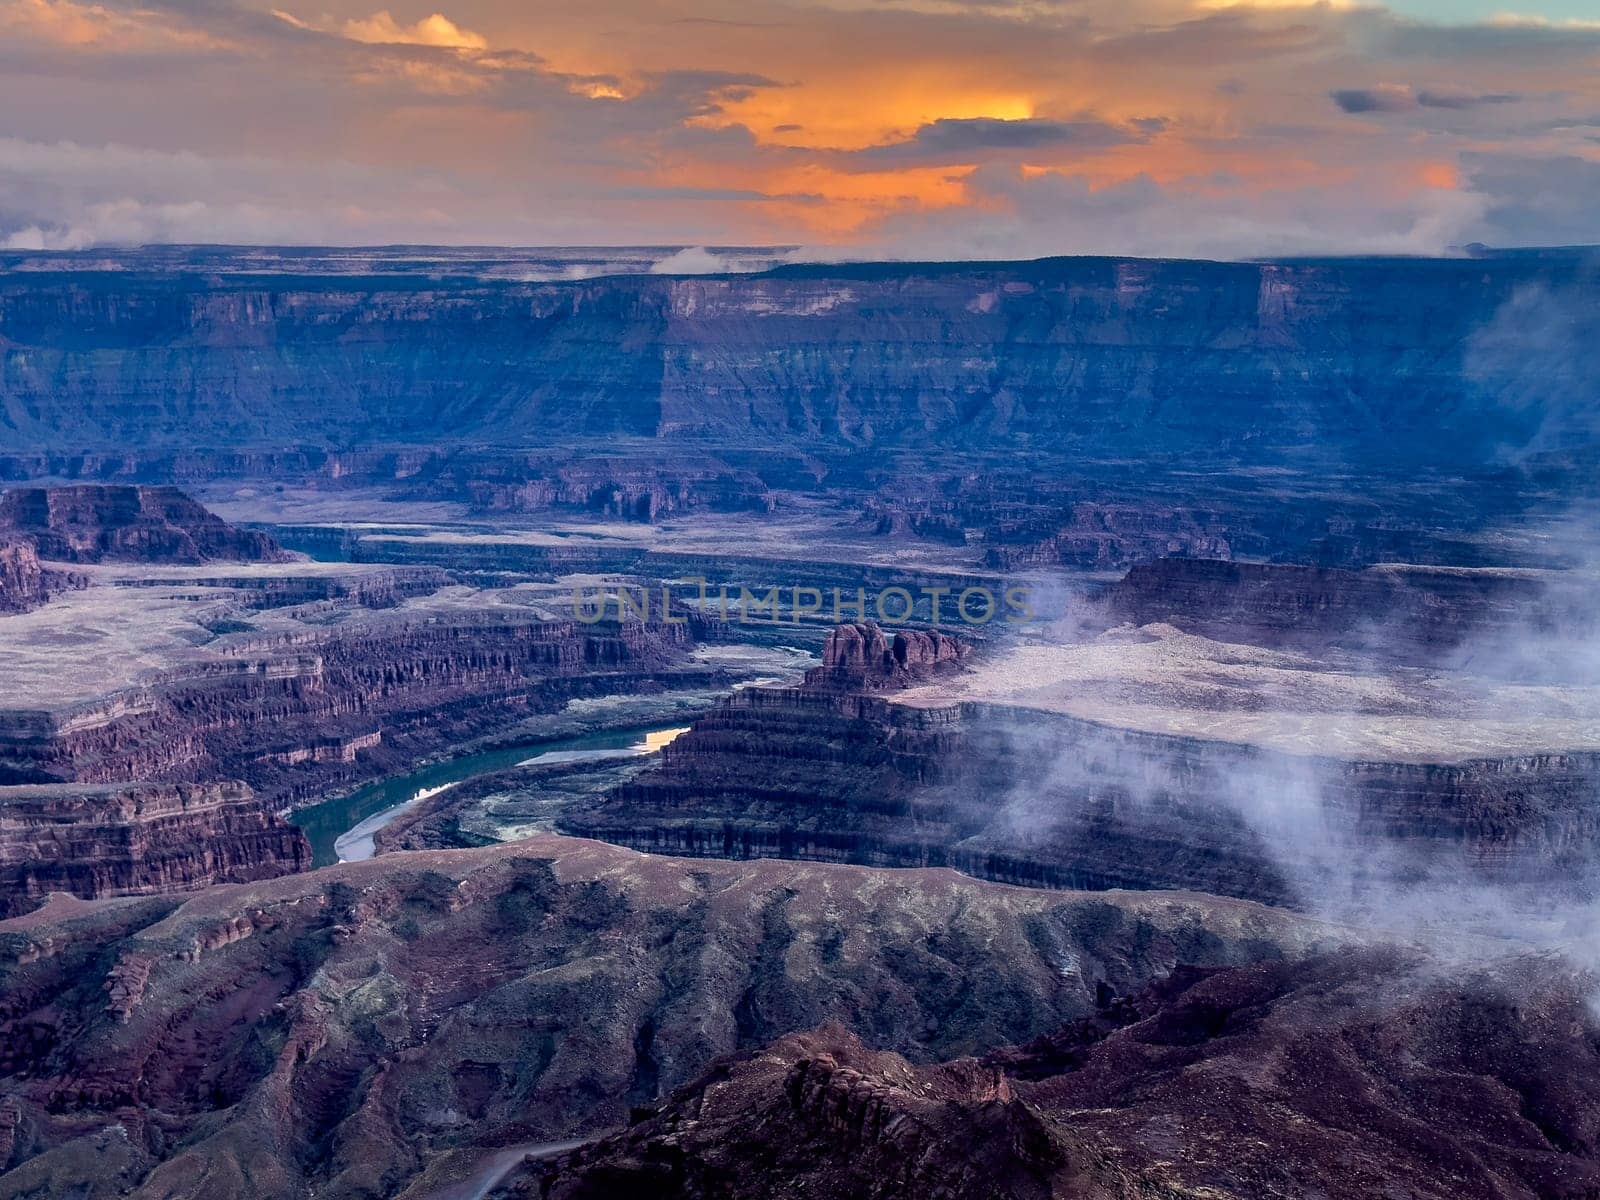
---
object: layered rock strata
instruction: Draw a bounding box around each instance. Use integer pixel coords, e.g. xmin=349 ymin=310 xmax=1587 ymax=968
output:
xmin=0 ymin=485 xmax=287 ymax=564
xmin=0 ymin=613 xmax=701 ymax=805
xmin=0 ymin=781 xmax=309 ymax=918
xmin=1107 ymin=556 xmax=1592 ymax=661
xmin=1 ymin=254 xmax=1590 ymax=470
xmin=562 ymin=622 xmax=1600 ymax=906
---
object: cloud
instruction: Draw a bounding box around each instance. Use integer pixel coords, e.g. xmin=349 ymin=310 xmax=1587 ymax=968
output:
xmin=1332 ymin=84 xmax=1524 ymax=113
xmin=1416 ymin=87 xmax=1522 ymax=109
xmin=1465 ymin=282 xmax=1600 ymax=458
xmin=340 ymin=10 xmax=487 ymax=50
xmin=0 ymin=0 xmax=228 ymax=52
xmin=1465 ymin=151 xmax=1600 ymax=249
xmin=1331 ymin=84 xmax=1418 ymax=113
xmin=866 ymin=160 xmax=1490 ymax=260
xmin=2 ymin=0 xmax=1600 ymax=252
xmin=272 ymin=7 xmax=487 ymax=51
xmin=649 ymin=246 xmax=731 ymax=273
xmin=845 ymin=116 xmax=1145 ymax=166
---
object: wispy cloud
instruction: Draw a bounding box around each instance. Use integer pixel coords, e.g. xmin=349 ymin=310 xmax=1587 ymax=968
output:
xmin=0 ymin=0 xmax=1597 ymax=252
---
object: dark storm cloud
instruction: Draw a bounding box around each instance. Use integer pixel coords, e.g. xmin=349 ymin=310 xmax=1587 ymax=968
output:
xmin=846 ymin=116 xmax=1144 ymax=165
xmin=1332 ymin=85 xmax=1524 ymax=113
xmin=1332 ymin=86 xmax=1417 ymax=113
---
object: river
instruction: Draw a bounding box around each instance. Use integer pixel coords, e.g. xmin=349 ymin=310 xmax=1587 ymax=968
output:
xmin=291 ymin=725 xmax=690 ymax=867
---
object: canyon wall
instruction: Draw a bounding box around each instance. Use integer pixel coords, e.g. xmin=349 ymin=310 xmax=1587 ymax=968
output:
xmin=561 ymin=623 xmax=1600 ymax=906
xmin=0 ymin=485 xmax=287 ymax=564
xmin=0 ymin=541 xmax=81 ymax=615
xmin=1106 ymin=556 xmax=1588 ymax=658
xmin=0 ymin=781 xmax=309 ymax=918
xmin=0 ymin=613 xmax=703 ymax=805
xmin=0 ymin=256 xmax=1589 ymax=468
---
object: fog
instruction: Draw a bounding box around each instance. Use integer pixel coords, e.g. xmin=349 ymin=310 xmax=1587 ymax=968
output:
xmin=987 ymin=517 xmax=1600 ymax=992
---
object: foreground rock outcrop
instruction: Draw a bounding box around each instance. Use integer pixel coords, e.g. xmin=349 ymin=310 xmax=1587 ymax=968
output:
xmin=522 ymin=947 xmax=1600 ymax=1200
xmin=0 ymin=485 xmax=286 ymax=564
xmin=0 ymin=836 xmax=1326 ymax=1199
xmin=0 ymin=781 xmax=308 ymax=918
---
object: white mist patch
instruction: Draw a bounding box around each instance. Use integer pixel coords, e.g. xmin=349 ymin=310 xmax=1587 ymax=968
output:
xmin=649 ymin=247 xmax=734 ymax=275
xmin=939 ymin=528 xmax=1600 ymax=995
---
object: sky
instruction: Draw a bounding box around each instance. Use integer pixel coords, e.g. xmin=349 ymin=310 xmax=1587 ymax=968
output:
xmin=2 ymin=0 xmax=1600 ymax=259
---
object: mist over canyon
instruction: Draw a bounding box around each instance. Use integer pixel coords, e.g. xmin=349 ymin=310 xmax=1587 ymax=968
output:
xmin=0 ymin=246 xmax=1597 ymax=1200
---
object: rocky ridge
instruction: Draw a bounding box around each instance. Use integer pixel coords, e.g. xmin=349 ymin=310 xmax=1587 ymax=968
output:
xmin=0 ymin=540 xmax=82 ymax=615
xmin=521 ymin=947 xmax=1600 ymax=1200
xmin=0 ymin=835 xmax=1325 ymax=1199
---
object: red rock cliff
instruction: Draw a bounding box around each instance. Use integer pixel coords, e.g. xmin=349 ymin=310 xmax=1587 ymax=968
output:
xmin=0 ymin=780 xmax=309 ymax=918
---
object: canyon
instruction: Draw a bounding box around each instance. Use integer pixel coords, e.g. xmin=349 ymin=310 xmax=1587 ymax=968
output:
xmin=0 ymin=247 xmax=1596 ymax=1199
xmin=0 ymin=781 xmax=308 ymax=919
xmin=0 ymin=486 xmax=734 ymax=916
xmin=414 ymin=573 xmax=1590 ymax=911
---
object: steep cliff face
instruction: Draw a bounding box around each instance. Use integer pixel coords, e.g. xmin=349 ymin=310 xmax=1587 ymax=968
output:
xmin=0 ymin=836 xmax=1326 ymax=1199
xmin=0 ymin=541 xmax=82 ymax=615
xmin=524 ymin=949 xmax=1600 ymax=1200
xmin=0 ymin=256 xmax=1587 ymax=467
xmin=1107 ymin=557 xmax=1587 ymax=659
xmin=0 ymin=485 xmax=287 ymax=564
xmin=0 ymin=614 xmax=699 ymax=804
xmin=563 ymin=624 xmax=1600 ymax=906
xmin=0 ymin=781 xmax=308 ymax=918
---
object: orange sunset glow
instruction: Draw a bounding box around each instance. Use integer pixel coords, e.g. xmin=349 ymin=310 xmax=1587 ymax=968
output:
xmin=2 ymin=0 xmax=1599 ymax=254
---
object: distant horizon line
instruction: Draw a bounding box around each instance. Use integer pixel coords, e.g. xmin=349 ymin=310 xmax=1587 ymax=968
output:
xmin=2 ymin=241 xmax=1598 ymax=270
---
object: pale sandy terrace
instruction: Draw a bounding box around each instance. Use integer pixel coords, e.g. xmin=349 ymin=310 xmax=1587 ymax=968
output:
xmin=897 ymin=622 xmax=1600 ymax=762
xmin=0 ymin=564 xmax=589 ymax=712
xmin=355 ymin=511 xmax=986 ymax=571
xmin=206 ymin=487 xmax=989 ymax=574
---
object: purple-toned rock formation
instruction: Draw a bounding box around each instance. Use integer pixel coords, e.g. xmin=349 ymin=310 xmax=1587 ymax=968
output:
xmin=0 ymin=780 xmax=308 ymax=918
xmin=0 ymin=540 xmax=82 ymax=614
xmin=0 ymin=485 xmax=287 ymax=564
